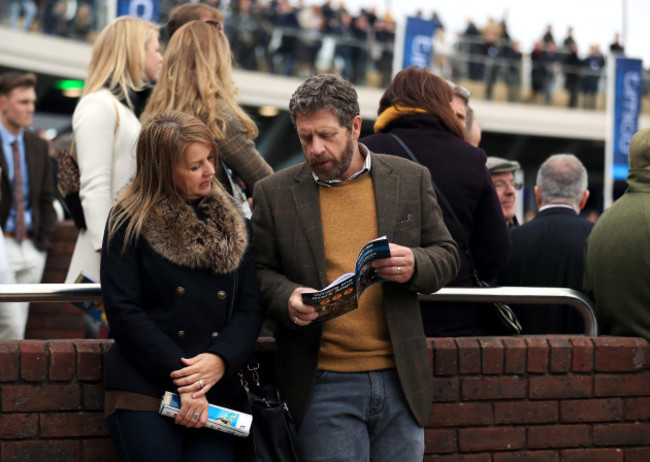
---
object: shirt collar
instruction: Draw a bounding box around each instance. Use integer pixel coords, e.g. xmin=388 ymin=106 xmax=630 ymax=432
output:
xmin=0 ymin=122 xmax=24 ymax=144
xmin=538 ymin=204 xmax=575 ymax=213
xmin=312 ymin=143 xmax=372 ymax=187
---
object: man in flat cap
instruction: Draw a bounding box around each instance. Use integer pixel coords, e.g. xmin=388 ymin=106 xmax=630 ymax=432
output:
xmin=487 ymin=156 xmax=521 ymax=227
xmin=583 ymin=128 xmax=650 ymax=341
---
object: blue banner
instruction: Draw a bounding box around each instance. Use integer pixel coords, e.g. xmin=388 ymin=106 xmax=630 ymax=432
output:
xmin=402 ymin=17 xmax=437 ymax=69
xmin=612 ymin=57 xmax=643 ymax=180
xmin=117 ymin=0 xmax=160 ymax=23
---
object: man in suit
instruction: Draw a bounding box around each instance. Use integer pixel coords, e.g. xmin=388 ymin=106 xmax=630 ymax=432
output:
xmin=487 ymin=156 xmax=521 ymax=228
xmin=252 ymin=74 xmax=460 ymax=462
xmin=0 ymin=72 xmax=57 ymax=339
xmin=583 ymin=128 xmax=650 ymax=341
xmin=499 ymin=153 xmax=593 ymax=334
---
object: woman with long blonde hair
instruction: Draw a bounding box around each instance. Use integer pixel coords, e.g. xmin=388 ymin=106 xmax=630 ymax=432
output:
xmin=66 ymin=16 xmax=162 ymax=291
xmin=142 ymin=20 xmax=271 ymax=201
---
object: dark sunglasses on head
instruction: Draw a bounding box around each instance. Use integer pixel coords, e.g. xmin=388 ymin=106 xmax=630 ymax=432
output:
xmin=203 ymin=19 xmax=223 ymax=31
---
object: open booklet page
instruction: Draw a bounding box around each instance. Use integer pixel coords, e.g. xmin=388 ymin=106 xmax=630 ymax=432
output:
xmin=301 ymin=236 xmax=391 ymax=321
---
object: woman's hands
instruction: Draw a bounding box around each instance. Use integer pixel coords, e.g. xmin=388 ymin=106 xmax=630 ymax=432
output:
xmin=170 ymin=353 xmax=225 ymax=398
xmin=176 ymin=391 xmax=209 ymax=428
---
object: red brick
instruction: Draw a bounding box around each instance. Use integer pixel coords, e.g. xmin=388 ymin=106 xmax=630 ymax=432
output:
xmin=81 ymin=438 xmax=120 ymax=462
xmin=549 ymin=337 xmax=572 ymax=373
xmin=425 ymin=455 xmax=490 ymax=462
xmin=456 ymin=338 xmax=481 ymax=375
xmin=594 ymin=337 xmax=650 ymax=372
xmin=462 ymin=376 xmax=526 ymax=401
xmin=82 ymin=384 xmax=105 ymax=411
xmin=527 ymin=424 xmax=591 ymax=448
xmin=595 ymin=372 xmax=650 ymax=397
xmin=0 ymin=341 xmax=19 ymax=382
xmin=493 ymin=451 xmax=557 ymax=462
xmin=424 ymin=428 xmax=457 ymax=454
xmin=75 ymin=340 xmax=104 ymax=381
xmin=430 ymin=338 xmax=458 ymax=376
xmin=40 ymin=412 xmax=108 ymax=438
xmin=561 ymin=448 xmax=623 ymax=462
xmin=430 ymin=402 xmax=492 ymax=427
xmin=432 ymin=377 xmax=460 ymax=403
xmin=479 ymin=338 xmax=503 ymax=374
xmin=625 ymin=397 xmax=650 ymax=421
xmin=593 ymin=423 xmax=650 ymax=446
xmin=529 ymin=375 xmax=592 ymax=399
xmin=0 ymin=440 xmax=80 ymax=462
xmin=527 ymin=337 xmax=549 ymax=372
xmin=19 ymin=341 xmax=48 ymax=382
xmin=458 ymin=426 xmax=525 ymax=452
xmin=2 ymin=385 xmax=80 ymax=412
xmin=570 ymin=337 xmax=594 ymax=372
xmin=503 ymin=337 xmax=527 ymax=375
xmin=494 ymin=401 xmax=558 ymax=424
xmin=48 ymin=341 xmax=75 ymax=381
xmin=625 ymin=447 xmax=650 ymax=462
xmin=560 ymin=399 xmax=623 ymax=423
xmin=0 ymin=413 xmax=38 ymax=439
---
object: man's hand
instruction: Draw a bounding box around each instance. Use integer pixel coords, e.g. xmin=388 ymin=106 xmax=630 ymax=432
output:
xmin=288 ymin=287 xmax=319 ymax=326
xmin=371 ymin=243 xmax=415 ymax=283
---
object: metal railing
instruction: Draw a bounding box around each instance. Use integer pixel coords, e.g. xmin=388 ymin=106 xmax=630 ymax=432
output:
xmin=0 ymin=284 xmax=597 ymax=336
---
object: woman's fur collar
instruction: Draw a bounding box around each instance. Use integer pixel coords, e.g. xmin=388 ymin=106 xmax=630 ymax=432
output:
xmin=141 ymin=186 xmax=248 ymax=274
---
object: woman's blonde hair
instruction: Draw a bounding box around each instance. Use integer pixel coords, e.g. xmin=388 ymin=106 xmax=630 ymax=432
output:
xmin=141 ymin=20 xmax=258 ymax=140
xmin=83 ymin=16 xmax=158 ymax=109
xmin=107 ymin=110 xmax=218 ymax=252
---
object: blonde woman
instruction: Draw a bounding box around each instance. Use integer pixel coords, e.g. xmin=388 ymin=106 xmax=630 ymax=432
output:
xmin=66 ymin=16 xmax=162 ymax=290
xmin=141 ymin=20 xmax=271 ymax=201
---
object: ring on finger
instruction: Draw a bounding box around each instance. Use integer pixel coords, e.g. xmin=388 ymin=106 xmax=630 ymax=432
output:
xmin=193 ymin=412 xmax=200 ymax=419
xmin=397 ymin=266 xmax=401 ymax=275
xmin=293 ymin=316 xmax=299 ymax=324
xmin=198 ymin=380 xmax=204 ymax=389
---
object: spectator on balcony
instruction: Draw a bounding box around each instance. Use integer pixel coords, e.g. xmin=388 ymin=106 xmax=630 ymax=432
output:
xmin=271 ymin=0 xmax=301 ymax=76
xmin=564 ymin=42 xmax=582 ymax=108
xmin=101 ymin=110 xmax=265 ymax=462
xmin=142 ymin=20 xmax=272 ymax=210
xmin=461 ymin=17 xmax=483 ymax=81
xmin=609 ymin=32 xmax=625 ymax=55
xmin=226 ymin=0 xmax=259 ymax=71
xmin=583 ymin=128 xmax=650 ymax=341
xmin=562 ymin=26 xmax=576 ymax=50
xmin=65 ymin=17 xmax=162 ymax=337
xmin=487 ymin=156 xmax=521 ymax=228
xmin=297 ymin=3 xmax=324 ymax=77
xmin=7 ymin=0 xmax=38 ymax=31
xmin=483 ymin=29 xmax=500 ymax=100
xmin=542 ymin=24 xmax=555 ymax=46
xmin=373 ymin=15 xmax=395 ymax=88
xmin=361 ymin=67 xmax=510 ymax=337
xmin=503 ymin=40 xmax=522 ymax=102
xmin=582 ymin=44 xmax=605 ymax=109
xmin=499 ymin=154 xmax=592 ymax=334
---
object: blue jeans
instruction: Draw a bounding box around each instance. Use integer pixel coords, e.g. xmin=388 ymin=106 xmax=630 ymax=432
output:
xmin=298 ymin=369 xmax=424 ymax=462
xmin=107 ymin=410 xmax=239 ymax=462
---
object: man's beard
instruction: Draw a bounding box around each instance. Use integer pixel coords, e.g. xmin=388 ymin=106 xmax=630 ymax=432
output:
xmin=308 ymin=136 xmax=355 ymax=181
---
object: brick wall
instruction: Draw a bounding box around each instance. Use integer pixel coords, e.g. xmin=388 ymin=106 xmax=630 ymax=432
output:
xmin=1 ymin=337 xmax=648 ymax=462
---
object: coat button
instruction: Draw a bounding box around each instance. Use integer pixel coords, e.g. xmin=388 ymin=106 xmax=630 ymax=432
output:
xmin=177 ymin=330 xmax=186 ymax=339
xmin=217 ymin=291 xmax=226 ymax=299
xmin=211 ymin=331 xmax=219 ymax=339
xmin=176 ymin=286 xmax=185 ymax=296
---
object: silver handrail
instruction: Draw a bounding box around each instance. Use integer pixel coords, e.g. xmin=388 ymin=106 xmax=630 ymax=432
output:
xmin=0 ymin=284 xmax=598 ymax=336
xmin=420 ymin=286 xmax=598 ymax=336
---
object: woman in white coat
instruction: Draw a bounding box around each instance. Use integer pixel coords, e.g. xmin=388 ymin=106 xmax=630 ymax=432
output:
xmin=66 ymin=16 xmax=162 ymax=288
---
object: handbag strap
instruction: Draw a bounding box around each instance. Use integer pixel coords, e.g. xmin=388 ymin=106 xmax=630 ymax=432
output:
xmin=388 ymin=133 xmax=481 ymax=283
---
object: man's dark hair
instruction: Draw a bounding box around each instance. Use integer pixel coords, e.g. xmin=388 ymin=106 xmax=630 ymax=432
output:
xmin=167 ymin=4 xmax=224 ymax=39
xmin=289 ymin=74 xmax=359 ymax=129
xmin=0 ymin=72 xmax=37 ymax=96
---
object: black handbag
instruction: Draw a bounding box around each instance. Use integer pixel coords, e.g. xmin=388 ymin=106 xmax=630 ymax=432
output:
xmin=388 ymin=133 xmax=522 ymax=335
xmin=239 ymin=362 xmax=301 ymax=462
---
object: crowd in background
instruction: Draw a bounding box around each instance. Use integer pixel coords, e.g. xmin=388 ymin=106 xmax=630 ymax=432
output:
xmin=4 ymin=0 xmax=650 ymax=109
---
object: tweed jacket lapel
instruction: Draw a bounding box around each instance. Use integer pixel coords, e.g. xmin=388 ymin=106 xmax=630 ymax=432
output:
xmin=371 ymin=153 xmax=398 ymax=242
xmin=290 ymin=164 xmax=328 ymax=289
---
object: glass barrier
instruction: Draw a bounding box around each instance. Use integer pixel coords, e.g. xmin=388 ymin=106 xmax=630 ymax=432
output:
xmin=2 ymin=0 xmax=648 ymax=113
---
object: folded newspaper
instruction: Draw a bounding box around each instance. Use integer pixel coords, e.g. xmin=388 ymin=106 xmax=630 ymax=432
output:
xmin=159 ymin=391 xmax=252 ymax=437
